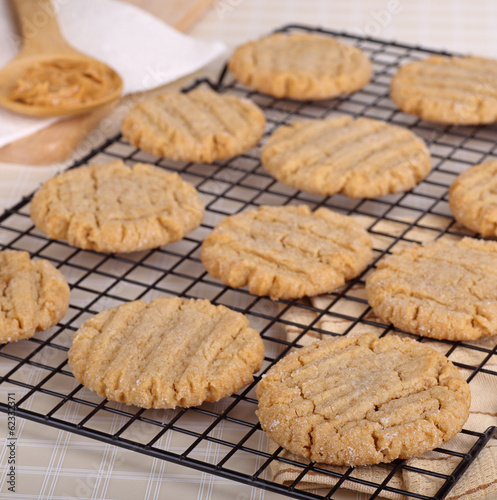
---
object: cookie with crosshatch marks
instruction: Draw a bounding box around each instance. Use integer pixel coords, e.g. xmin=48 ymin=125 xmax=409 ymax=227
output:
xmin=121 ymin=88 xmax=266 ymax=163
xmin=0 ymin=250 xmax=69 ymax=343
xmin=256 ymin=332 xmax=470 ymax=466
xmin=261 ymin=115 xmax=431 ymax=198
xmin=30 ymin=160 xmax=204 ymax=253
xmin=68 ymin=297 xmax=264 ymax=409
xmin=449 ymin=160 xmax=497 ymax=237
xmin=366 ymin=237 xmax=497 ymax=341
xmin=390 ymin=55 xmax=497 ymax=125
xmin=200 ymin=205 xmax=373 ymax=300
xmin=228 ymin=32 xmax=372 ymax=100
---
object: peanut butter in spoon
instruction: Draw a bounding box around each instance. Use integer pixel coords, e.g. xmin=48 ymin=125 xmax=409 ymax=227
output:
xmin=0 ymin=0 xmax=122 ymax=117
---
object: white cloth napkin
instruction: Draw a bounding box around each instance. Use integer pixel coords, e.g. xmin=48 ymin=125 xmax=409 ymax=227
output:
xmin=0 ymin=0 xmax=226 ymax=148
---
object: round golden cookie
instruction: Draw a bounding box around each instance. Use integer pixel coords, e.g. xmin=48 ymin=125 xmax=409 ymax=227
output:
xmin=68 ymin=297 xmax=264 ymax=409
xmin=256 ymin=333 xmax=470 ymax=466
xmin=366 ymin=237 xmax=497 ymax=340
xmin=261 ymin=116 xmax=431 ymax=198
xmin=391 ymin=55 xmax=497 ymax=125
xmin=121 ymin=88 xmax=266 ymax=163
xmin=30 ymin=160 xmax=204 ymax=253
xmin=0 ymin=250 xmax=69 ymax=343
xmin=449 ymin=160 xmax=497 ymax=237
xmin=228 ymin=32 xmax=372 ymax=100
xmin=200 ymin=205 xmax=373 ymax=300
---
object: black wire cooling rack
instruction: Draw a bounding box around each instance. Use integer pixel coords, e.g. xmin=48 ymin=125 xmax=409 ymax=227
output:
xmin=1 ymin=24 xmax=496 ymax=500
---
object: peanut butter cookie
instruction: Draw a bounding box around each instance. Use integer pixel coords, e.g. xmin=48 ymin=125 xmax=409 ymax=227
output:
xmin=449 ymin=160 xmax=497 ymax=237
xmin=256 ymin=333 xmax=470 ymax=466
xmin=0 ymin=250 xmax=69 ymax=343
xmin=30 ymin=160 xmax=204 ymax=253
xmin=391 ymin=56 xmax=497 ymax=124
xmin=68 ymin=297 xmax=264 ymax=409
xmin=122 ymin=88 xmax=266 ymax=162
xmin=201 ymin=205 xmax=373 ymax=300
xmin=229 ymin=32 xmax=372 ymax=100
xmin=366 ymin=238 xmax=497 ymax=340
xmin=261 ymin=116 xmax=431 ymax=198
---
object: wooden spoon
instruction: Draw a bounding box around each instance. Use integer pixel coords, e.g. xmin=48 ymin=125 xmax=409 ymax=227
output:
xmin=0 ymin=0 xmax=123 ymax=117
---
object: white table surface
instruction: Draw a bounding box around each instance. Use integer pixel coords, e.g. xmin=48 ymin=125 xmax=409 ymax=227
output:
xmin=1 ymin=1 xmax=496 ymax=499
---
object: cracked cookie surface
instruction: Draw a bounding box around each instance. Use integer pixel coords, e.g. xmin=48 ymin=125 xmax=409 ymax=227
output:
xmin=121 ymin=88 xmax=266 ymax=163
xmin=256 ymin=332 xmax=470 ymax=466
xmin=228 ymin=32 xmax=372 ymax=100
xmin=449 ymin=160 xmax=497 ymax=237
xmin=0 ymin=250 xmax=69 ymax=343
xmin=201 ymin=205 xmax=373 ymax=300
xmin=366 ymin=238 xmax=497 ymax=340
xmin=391 ymin=55 xmax=497 ymax=124
xmin=68 ymin=297 xmax=264 ymax=409
xmin=261 ymin=116 xmax=431 ymax=198
xmin=30 ymin=160 xmax=204 ymax=253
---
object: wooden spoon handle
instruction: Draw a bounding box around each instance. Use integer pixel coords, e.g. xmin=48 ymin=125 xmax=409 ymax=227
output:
xmin=12 ymin=0 xmax=72 ymax=55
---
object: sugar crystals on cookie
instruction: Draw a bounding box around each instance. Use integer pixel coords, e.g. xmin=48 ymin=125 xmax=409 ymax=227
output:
xmin=366 ymin=237 xmax=497 ymax=340
xmin=256 ymin=333 xmax=470 ymax=466
xmin=68 ymin=297 xmax=264 ymax=409
xmin=0 ymin=250 xmax=69 ymax=343
xmin=449 ymin=160 xmax=497 ymax=237
xmin=229 ymin=32 xmax=372 ymax=100
xmin=391 ymin=55 xmax=497 ymax=125
xmin=30 ymin=160 xmax=204 ymax=253
xmin=122 ymin=88 xmax=266 ymax=163
xmin=201 ymin=205 xmax=373 ymax=300
xmin=261 ymin=115 xmax=431 ymax=198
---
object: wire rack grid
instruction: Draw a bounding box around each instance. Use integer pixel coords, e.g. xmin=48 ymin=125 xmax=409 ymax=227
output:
xmin=0 ymin=24 xmax=496 ymax=500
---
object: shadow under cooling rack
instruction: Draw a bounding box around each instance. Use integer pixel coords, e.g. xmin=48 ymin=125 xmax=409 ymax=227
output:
xmin=1 ymin=24 xmax=496 ymax=500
